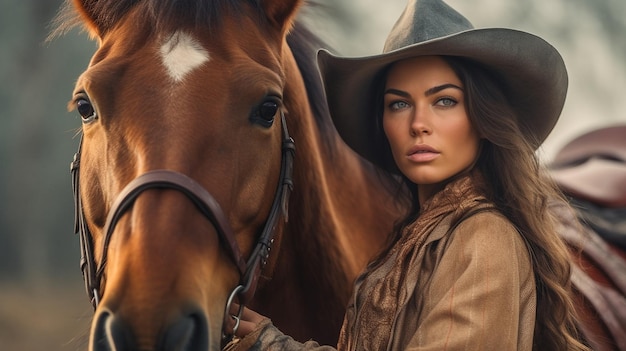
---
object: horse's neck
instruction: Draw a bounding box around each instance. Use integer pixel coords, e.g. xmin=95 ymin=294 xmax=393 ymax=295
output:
xmin=248 ymin=50 xmax=402 ymax=344
xmin=293 ymin=134 xmax=400 ymax=275
xmin=254 ymin=116 xmax=401 ymax=343
xmin=284 ymin=52 xmax=400 ymax=276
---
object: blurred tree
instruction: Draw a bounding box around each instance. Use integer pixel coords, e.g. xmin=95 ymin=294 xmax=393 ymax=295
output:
xmin=0 ymin=0 xmax=93 ymax=283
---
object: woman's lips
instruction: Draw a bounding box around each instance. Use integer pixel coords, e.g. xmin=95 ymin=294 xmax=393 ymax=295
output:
xmin=406 ymin=145 xmax=440 ymax=162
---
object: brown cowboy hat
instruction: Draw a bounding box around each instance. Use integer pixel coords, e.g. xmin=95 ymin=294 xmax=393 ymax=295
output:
xmin=317 ymin=0 xmax=568 ymax=167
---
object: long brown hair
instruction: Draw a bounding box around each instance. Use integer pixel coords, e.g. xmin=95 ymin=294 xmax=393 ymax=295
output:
xmin=373 ymin=56 xmax=590 ymax=350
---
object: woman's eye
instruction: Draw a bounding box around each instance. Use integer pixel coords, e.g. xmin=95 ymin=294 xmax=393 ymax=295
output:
xmin=389 ymin=100 xmax=410 ymax=111
xmin=76 ymin=98 xmax=97 ymax=123
xmin=435 ymin=97 xmax=457 ymax=107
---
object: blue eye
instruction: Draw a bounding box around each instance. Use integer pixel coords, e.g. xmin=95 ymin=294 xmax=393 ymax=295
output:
xmin=389 ymin=100 xmax=410 ymax=111
xmin=436 ymin=97 xmax=457 ymax=107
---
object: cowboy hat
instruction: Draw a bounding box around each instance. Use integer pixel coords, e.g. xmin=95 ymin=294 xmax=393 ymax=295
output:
xmin=317 ymin=0 xmax=568 ymax=168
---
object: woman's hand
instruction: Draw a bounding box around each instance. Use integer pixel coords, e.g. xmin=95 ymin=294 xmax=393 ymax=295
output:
xmin=225 ymin=303 xmax=267 ymax=338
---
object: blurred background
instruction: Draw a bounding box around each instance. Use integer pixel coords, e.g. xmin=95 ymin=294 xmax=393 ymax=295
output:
xmin=0 ymin=0 xmax=624 ymax=349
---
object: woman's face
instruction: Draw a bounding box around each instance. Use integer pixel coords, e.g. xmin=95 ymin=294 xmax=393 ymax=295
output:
xmin=383 ymin=56 xmax=481 ymax=201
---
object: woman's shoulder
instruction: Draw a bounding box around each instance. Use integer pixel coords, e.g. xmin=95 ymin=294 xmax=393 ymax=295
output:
xmin=446 ymin=209 xmax=530 ymax=263
xmin=455 ymin=208 xmax=516 ymax=234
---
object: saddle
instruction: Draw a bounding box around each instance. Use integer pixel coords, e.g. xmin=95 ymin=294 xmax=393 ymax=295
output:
xmin=550 ymin=125 xmax=626 ymax=249
xmin=549 ymin=125 xmax=626 ymax=208
xmin=549 ymin=125 xmax=626 ymax=350
xmin=551 ymin=201 xmax=626 ymax=351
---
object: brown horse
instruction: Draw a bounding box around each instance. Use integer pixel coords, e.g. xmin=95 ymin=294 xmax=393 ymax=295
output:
xmin=55 ymin=0 xmax=402 ymax=350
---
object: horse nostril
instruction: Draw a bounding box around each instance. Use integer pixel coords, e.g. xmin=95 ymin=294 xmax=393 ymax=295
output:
xmin=161 ymin=311 xmax=209 ymax=351
xmin=91 ymin=309 xmax=132 ymax=351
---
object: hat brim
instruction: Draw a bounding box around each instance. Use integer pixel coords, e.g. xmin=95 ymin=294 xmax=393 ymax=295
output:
xmin=317 ymin=28 xmax=568 ymax=165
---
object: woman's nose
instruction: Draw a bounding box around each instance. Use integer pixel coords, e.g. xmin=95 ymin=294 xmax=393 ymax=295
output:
xmin=409 ymin=107 xmax=432 ymax=136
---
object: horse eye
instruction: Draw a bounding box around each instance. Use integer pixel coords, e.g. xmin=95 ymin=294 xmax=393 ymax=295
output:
xmin=250 ymin=99 xmax=279 ymax=127
xmin=76 ymin=98 xmax=97 ymax=123
xmin=259 ymin=101 xmax=278 ymax=121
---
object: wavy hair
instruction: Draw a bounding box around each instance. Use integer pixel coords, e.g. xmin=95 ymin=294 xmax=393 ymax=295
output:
xmin=445 ymin=56 xmax=590 ymax=350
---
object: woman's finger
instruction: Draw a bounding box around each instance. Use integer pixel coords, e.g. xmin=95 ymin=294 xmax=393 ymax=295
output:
xmin=240 ymin=305 xmax=265 ymax=324
xmin=225 ymin=303 xmax=267 ymax=337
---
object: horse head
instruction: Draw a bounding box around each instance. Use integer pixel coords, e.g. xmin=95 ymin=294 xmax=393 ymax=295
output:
xmin=64 ymin=0 xmax=306 ymax=349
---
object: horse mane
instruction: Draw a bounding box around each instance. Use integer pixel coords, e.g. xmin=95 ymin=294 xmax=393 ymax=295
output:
xmin=287 ymin=21 xmax=336 ymax=149
xmin=50 ymin=0 xmax=336 ymax=150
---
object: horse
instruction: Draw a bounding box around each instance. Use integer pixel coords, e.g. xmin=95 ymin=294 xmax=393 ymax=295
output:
xmin=53 ymin=1 xmax=625 ymax=350
xmin=53 ymin=0 xmax=403 ymax=350
xmin=549 ymin=125 xmax=626 ymax=351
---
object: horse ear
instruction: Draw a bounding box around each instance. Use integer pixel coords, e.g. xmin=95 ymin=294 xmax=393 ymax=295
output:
xmin=261 ymin=0 xmax=304 ymax=33
xmin=71 ymin=0 xmax=103 ymax=38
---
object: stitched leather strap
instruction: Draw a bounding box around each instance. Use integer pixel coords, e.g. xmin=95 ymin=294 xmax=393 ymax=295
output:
xmin=97 ymin=170 xmax=248 ymax=279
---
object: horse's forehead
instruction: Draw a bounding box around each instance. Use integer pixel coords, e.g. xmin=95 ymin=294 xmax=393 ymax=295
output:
xmin=97 ymin=16 xmax=282 ymax=85
xmin=160 ymin=31 xmax=210 ymax=83
xmin=76 ymin=7 xmax=289 ymax=118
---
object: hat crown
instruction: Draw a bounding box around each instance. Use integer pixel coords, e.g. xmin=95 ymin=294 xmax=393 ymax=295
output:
xmin=384 ymin=0 xmax=474 ymax=53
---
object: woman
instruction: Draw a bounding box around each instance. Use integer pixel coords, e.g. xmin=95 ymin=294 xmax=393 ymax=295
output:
xmin=224 ymin=0 xmax=590 ymax=350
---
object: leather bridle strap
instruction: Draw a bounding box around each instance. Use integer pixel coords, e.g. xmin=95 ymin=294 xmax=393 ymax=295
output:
xmin=71 ymin=137 xmax=101 ymax=306
xmin=71 ymin=111 xmax=295 ymax=310
xmin=238 ymin=114 xmax=294 ymax=304
xmin=97 ymin=169 xmax=249 ymax=279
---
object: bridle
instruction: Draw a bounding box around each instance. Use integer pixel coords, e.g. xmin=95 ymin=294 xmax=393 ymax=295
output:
xmin=70 ymin=111 xmax=295 ymax=337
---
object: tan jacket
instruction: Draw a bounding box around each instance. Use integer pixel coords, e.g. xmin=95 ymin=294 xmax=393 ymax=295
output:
xmin=338 ymin=209 xmax=536 ymax=350
xmin=227 ymin=174 xmax=536 ymax=351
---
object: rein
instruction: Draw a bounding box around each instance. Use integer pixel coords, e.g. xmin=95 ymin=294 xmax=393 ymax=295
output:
xmin=70 ymin=112 xmax=295 ymax=336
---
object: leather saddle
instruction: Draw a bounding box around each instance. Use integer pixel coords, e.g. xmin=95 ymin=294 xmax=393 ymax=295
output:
xmin=549 ymin=125 xmax=626 ymax=208
xmin=549 ymin=125 xmax=626 ymax=350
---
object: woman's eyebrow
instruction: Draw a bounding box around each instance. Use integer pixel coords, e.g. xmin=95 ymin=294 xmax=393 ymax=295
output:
xmin=424 ymin=83 xmax=463 ymax=96
xmin=384 ymin=88 xmax=411 ymax=98
xmin=384 ymin=83 xmax=463 ymax=99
